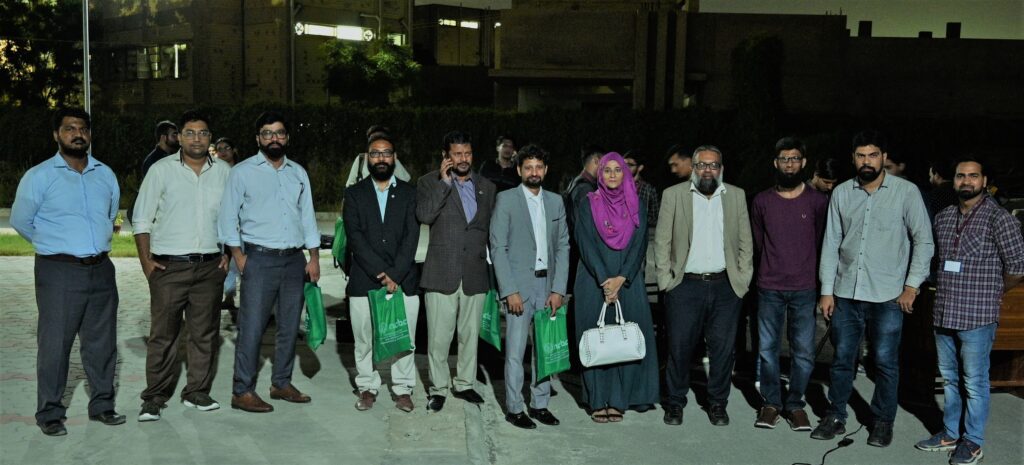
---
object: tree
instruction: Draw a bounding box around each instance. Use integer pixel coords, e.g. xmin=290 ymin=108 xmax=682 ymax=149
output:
xmin=321 ymin=39 xmax=420 ymax=106
xmin=0 ymin=1 xmax=87 ymax=107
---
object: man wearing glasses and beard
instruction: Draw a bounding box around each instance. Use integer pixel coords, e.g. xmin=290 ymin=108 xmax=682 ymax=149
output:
xmin=219 ymin=111 xmax=321 ymax=413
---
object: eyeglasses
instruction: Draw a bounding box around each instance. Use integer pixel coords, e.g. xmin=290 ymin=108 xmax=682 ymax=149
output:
xmin=367 ymin=150 xmax=395 ymax=160
xmin=694 ymin=162 xmax=722 ymax=171
xmin=215 ymin=145 xmax=233 ymax=152
xmin=259 ymin=129 xmax=288 ymax=140
xmin=776 ymin=156 xmax=803 ymax=164
xmin=182 ymin=130 xmax=212 ymax=140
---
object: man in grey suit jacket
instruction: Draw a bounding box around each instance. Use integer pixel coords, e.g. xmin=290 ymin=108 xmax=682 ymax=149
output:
xmin=417 ymin=130 xmax=497 ymax=412
xmin=654 ymin=145 xmax=754 ymax=427
xmin=490 ymin=144 xmax=570 ymax=430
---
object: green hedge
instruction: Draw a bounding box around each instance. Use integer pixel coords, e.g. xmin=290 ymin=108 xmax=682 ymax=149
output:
xmin=2 ymin=104 xmax=1022 ymax=210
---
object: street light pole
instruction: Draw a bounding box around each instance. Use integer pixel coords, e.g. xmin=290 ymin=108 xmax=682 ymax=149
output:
xmin=82 ymin=0 xmax=92 ymax=113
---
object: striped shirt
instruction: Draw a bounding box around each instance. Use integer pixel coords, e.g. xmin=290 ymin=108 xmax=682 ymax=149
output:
xmin=933 ymin=196 xmax=1024 ymax=330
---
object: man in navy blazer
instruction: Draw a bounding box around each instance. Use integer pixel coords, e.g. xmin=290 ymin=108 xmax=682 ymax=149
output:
xmin=490 ymin=144 xmax=570 ymax=429
xmin=343 ymin=132 xmax=421 ymax=413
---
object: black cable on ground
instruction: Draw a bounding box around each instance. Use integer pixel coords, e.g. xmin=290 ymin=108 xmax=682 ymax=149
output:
xmin=792 ymin=424 xmax=864 ymax=465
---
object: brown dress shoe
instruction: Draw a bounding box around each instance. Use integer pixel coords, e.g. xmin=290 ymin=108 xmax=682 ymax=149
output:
xmin=269 ymin=384 xmax=311 ymax=403
xmin=231 ymin=392 xmax=274 ymax=413
xmin=394 ymin=394 xmax=414 ymax=412
xmin=355 ymin=391 xmax=377 ymax=411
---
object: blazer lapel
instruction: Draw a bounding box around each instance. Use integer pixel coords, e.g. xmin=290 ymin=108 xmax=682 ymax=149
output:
xmin=467 ymin=173 xmax=486 ymax=227
xmin=380 ymin=183 xmax=397 ymax=227
xmin=516 ymin=188 xmax=536 ymax=243
xmin=450 ymin=178 xmax=470 ymax=225
xmin=681 ymin=186 xmax=694 ymax=246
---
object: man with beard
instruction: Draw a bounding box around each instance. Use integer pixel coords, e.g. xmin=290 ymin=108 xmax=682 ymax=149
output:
xmin=915 ymin=157 xmax=1024 ymax=465
xmin=218 ymin=111 xmax=321 ymax=413
xmin=655 ymin=145 xmax=753 ymax=427
xmin=479 ymin=134 xmax=520 ymax=192
xmin=132 ymin=110 xmax=231 ymax=421
xmin=750 ymin=137 xmax=828 ymax=431
xmin=813 ymin=130 xmax=933 ymax=446
xmin=417 ymin=131 xmax=496 ymax=412
xmin=490 ymin=144 xmax=570 ymax=429
xmin=665 ymin=144 xmax=693 ymax=184
xmin=343 ymin=132 xmax=421 ymax=412
xmin=12 ymin=108 xmax=125 ymax=435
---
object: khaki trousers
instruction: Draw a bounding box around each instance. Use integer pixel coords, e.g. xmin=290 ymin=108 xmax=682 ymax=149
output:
xmin=425 ymin=283 xmax=485 ymax=396
xmin=349 ymin=294 xmax=420 ymax=396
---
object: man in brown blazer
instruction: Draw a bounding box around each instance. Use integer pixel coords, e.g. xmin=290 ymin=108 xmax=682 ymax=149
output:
xmin=417 ymin=130 xmax=497 ymax=412
xmin=654 ymin=145 xmax=754 ymax=427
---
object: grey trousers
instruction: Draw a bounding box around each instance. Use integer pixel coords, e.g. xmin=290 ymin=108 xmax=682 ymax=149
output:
xmin=504 ymin=276 xmax=551 ymax=414
xmin=425 ymin=283 xmax=485 ymax=397
xmin=34 ymin=256 xmax=119 ymax=424
xmin=232 ymin=251 xmax=306 ymax=395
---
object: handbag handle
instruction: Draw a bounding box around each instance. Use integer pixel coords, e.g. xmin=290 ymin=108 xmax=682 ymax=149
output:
xmin=596 ymin=301 xmax=624 ymax=328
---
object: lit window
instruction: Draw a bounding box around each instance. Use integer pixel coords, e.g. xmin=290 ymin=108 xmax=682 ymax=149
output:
xmin=460 ymin=21 xmax=479 ymax=29
xmin=132 ymin=43 xmax=188 ymax=80
xmin=295 ymin=22 xmax=374 ymax=41
xmin=387 ymin=33 xmax=406 ymax=46
xmin=438 ymin=18 xmax=457 ymax=27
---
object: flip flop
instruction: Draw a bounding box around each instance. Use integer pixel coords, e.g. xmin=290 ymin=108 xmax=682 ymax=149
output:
xmin=591 ymin=409 xmax=610 ymax=423
xmin=607 ymin=409 xmax=624 ymax=423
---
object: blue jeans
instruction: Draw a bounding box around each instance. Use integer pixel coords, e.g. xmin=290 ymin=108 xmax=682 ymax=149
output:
xmin=827 ymin=297 xmax=903 ymax=423
xmin=936 ymin=323 xmax=996 ymax=446
xmin=757 ymin=289 xmax=816 ymax=411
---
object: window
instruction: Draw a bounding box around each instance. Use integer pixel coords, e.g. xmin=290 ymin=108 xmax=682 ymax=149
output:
xmin=130 ymin=43 xmax=188 ymax=80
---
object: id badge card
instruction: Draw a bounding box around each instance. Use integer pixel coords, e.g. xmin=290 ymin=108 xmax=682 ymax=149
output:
xmin=943 ymin=260 xmax=962 ymax=273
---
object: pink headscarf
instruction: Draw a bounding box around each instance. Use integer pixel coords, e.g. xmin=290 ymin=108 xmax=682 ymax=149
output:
xmin=586 ymin=152 xmax=640 ymax=250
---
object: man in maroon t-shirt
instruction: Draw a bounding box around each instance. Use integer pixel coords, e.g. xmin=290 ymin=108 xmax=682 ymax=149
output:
xmin=750 ymin=137 xmax=829 ymax=431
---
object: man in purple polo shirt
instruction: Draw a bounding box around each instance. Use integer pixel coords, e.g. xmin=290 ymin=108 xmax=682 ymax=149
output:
xmin=914 ymin=157 xmax=1024 ymax=465
xmin=750 ymin=137 xmax=828 ymax=431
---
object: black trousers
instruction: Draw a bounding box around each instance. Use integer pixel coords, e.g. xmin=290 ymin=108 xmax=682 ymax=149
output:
xmin=663 ymin=277 xmax=742 ymax=408
xmin=34 ymin=256 xmax=119 ymax=424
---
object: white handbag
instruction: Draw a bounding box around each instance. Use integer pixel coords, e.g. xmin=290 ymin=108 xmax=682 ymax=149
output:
xmin=578 ymin=301 xmax=646 ymax=368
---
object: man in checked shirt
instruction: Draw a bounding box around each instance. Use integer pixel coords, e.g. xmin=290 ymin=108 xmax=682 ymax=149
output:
xmin=914 ymin=157 xmax=1024 ymax=465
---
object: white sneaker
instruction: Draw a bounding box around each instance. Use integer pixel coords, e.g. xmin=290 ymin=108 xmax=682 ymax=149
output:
xmin=183 ymin=393 xmax=221 ymax=411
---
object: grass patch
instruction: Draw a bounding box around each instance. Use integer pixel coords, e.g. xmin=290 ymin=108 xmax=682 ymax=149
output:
xmin=0 ymin=233 xmax=139 ymax=257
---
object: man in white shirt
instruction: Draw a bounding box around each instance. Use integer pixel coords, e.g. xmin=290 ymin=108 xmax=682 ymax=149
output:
xmin=132 ymin=110 xmax=231 ymax=422
xmin=490 ymin=145 xmax=570 ymax=430
xmin=654 ymin=145 xmax=754 ymax=427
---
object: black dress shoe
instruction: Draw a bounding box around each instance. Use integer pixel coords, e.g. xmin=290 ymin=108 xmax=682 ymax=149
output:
xmin=452 ymin=389 xmax=484 ymax=404
xmin=88 ymin=410 xmax=126 ymax=425
xmin=505 ymin=412 xmax=537 ymax=429
xmin=867 ymin=421 xmax=893 ymax=447
xmin=528 ymin=408 xmax=560 ymax=426
xmin=707 ymin=404 xmax=729 ymax=426
xmin=39 ymin=420 xmax=67 ymax=436
xmin=663 ymin=404 xmax=683 ymax=425
xmin=427 ymin=395 xmax=446 ymax=412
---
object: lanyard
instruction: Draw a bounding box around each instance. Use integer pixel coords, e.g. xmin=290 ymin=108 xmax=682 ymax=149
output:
xmin=952 ymin=201 xmax=983 ymax=254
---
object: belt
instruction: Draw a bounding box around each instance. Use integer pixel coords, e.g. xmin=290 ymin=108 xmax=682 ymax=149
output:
xmin=683 ymin=271 xmax=727 ymax=281
xmin=534 ymin=269 xmax=548 ymax=278
xmin=37 ymin=252 xmax=109 ymax=265
xmin=152 ymin=253 xmax=222 ymax=264
xmin=244 ymin=242 xmax=302 ymax=256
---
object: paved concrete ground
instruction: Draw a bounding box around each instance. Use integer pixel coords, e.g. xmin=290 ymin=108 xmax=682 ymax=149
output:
xmin=1 ymin=256 xmax=1022 ymax=465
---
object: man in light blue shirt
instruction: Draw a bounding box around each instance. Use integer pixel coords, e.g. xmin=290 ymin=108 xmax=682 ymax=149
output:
xmin=218 ymin=111 xmax=321 ymax=413
xmin=11 ymin=108 xmax=125 ymax=436
xmin=813 ymin=130 xmax=934 ymax=447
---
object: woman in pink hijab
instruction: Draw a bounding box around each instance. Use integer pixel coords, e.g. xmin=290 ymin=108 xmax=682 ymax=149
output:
xmin=572 ymin=152 xmax=659 ymax=423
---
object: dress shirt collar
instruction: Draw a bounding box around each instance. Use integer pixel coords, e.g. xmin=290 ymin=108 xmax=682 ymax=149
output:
xmin=50 ymin=152 xmax=103 ymax=173
xmin=255 ymin=151 xmax=294 ymax=170
xmin=176 ymin=150 xmax=216 ymax=169
xmin=374 ymin=175 xmax=397 ymax=192
xmin=689 ymin=179 xmax=726 ymax=198
xmin=520 ymin=184 xmax=544 ymax=199
xmin=853 ymin=171 xmax=892 ymax=192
